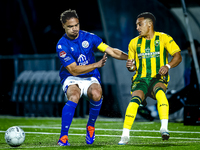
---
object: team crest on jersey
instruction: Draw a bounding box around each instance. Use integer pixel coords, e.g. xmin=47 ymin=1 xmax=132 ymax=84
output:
xmin=154 ymin=40 xmax=160 ymax=46
xmin=59 ymin=51 xmax=66 ymax=58
xmin=82 ymin=41 xmax=89 ymax=48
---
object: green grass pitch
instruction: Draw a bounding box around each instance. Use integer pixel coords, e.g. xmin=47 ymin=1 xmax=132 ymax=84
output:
xmin=0 ymin=116 xmax=200 ymax=150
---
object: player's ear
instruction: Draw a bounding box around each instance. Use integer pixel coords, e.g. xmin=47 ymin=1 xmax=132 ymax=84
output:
xmin=62 ymin=23 xmax=65 ymax=29
xmin=148 ymin=21 xmax=152 ymax=28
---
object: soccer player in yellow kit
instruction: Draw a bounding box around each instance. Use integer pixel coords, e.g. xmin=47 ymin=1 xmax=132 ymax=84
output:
xmin=118 ymin=12 xmax=182 ymax=144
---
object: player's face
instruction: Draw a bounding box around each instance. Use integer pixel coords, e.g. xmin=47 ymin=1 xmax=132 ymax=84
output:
xmin=63 ymin=18 xmax=80 ymax=39
xmin=136 ymin=17 xmax=150 ymax=37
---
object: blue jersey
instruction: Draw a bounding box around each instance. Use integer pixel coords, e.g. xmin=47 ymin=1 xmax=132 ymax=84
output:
xmin=56 ymin=30 xmax=103 ymax=84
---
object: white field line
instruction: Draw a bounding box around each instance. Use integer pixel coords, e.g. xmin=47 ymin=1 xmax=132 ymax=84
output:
xmin=19 ymin=122 xmax=153 ymax=127
xmin=0 ymin=130 xmax=200 ymax=141
xmin=71 ymin=122 xmax=154 ymax=126
xmin=17 ymin=126 xmax=200 ymax=134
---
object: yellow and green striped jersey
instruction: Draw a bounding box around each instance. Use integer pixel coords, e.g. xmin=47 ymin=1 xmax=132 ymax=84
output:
xmin=128 ymin=32 xmax=181 ymax=81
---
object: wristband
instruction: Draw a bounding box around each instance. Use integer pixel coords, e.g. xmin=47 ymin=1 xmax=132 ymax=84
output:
xmin=166 ymin=64 xmax=171 ymax=69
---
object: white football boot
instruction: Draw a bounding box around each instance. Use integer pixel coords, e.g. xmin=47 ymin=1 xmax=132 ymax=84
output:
xmin=118 ymin=136 xmax=130 ymax=145
xmin=160 ymin=128 xmax=170 ymax=141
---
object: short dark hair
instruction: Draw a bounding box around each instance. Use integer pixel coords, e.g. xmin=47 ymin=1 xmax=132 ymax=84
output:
xmin=137 ymin=12 xmax=156 ymax=25
xmin=60 ymin=9 xmax=79 ymax=24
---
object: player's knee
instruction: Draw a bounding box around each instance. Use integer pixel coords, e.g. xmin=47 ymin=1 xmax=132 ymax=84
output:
xmin=153 ymin=83 xmax=166 ymax=95
xmin=153 ymin=87 xmax=165 ymax=96
xmin=132 ymin=90 xmax=145 ymax=101
xmin=68 ymin=92 xmax=80 ymax=103
xmin=89 ymin=89 xmax=102 ymax=101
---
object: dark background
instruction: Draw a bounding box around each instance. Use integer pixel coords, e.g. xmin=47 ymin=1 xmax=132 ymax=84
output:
xmin=0 ymin=0 xmax=199 ymax=116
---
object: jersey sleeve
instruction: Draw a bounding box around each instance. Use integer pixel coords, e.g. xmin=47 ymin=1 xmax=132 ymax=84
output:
xmin=90 ymin=33 xmax=104 ymax=50
xmin=164 ymin=34 xmax=181 ymax=56
xmin=56 ymin=44 xmax=75 ymax=67
xmin=128 ymin=39 xmax=136 ymax=60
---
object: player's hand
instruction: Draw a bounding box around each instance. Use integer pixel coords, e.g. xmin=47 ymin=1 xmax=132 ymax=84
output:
xmin=159 ymin=66 xmax=169 ymax=75
xmin=126 ymin=59 xmax=136 ymax=71
xmin=95 ymin=53 xmax=107 ymax=68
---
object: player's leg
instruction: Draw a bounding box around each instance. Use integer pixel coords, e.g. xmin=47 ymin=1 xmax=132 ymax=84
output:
xmin=58 ymin=84 xmax=81 ymax=146
xmin=119 ymin=90 xmax=145 ymax=145
xmin=123 ymin=90 xmax=145 ymax=129
xmin=87 ymin=83 xmax=103 ymax=127
xmin=85 ymin=82 xmax=103 ymax=144
xmin=153 ymin=82 xmax=170 ymax=140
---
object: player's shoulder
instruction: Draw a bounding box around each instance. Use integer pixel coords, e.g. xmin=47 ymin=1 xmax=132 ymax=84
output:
xmin=129 ymin=36 xmax=140 ymax=45
xmin=156 ymin=32 xmax=173 ymax=40
xmin=156 ymin=31 xmax=167 ymax=36
xmin=56 ymin=34 xmax=69 ymax=51
xmin=57 ymin=34 xmax=67 ymax=44
xmin=80 ymin=30 xmax=102 ymax=44
xmin=80 ymin=30 xmax=97 ymax=37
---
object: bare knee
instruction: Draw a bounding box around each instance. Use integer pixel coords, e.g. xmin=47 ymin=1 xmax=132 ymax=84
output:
xmin=88 ymin=84 xmax=102 ymax=101
xmin=131 ymin=90 xmax=145 ymax=101
xmin=67 ymin=85 xmax=81 ymax=104
xmin=91 ymin=89 xmax=102 ymax=101
xmin=153 ymin=82 xmax=167 ymax=93
xmin=68 ymin=94 xmax=80 ymax=103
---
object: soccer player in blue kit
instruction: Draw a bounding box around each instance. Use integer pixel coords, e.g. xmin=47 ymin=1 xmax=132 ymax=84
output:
xmin=56 ymin=9 xmax=128 ymax=146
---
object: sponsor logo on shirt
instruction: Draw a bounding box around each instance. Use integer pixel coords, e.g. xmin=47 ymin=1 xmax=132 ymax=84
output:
xmin=82 ymin=41 xmax=89 ymax=48
xmin=59 ymin=51 xmax=66 ymax=58
xmin=145 ymin=48 xmax=151 ymax=53
xmin=64 ymin=57 xmax=71 ymax=62
xmin=77 ymin=54 xmax=88 ymax=65
xmin=137 ymin=44 xmax=141 ymax=47
xmin=138 ymin=51 xmax=160 ymax=59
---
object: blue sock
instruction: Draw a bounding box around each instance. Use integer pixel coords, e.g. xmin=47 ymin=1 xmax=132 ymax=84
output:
xmin=87 ymin=98 xmax=103 ymax=127
xmin=60 ymin=100 xmax=77 ymax=138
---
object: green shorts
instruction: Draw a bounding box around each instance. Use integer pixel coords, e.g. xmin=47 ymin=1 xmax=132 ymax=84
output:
xmin=131 ymin=75 xmax=168 ymax=100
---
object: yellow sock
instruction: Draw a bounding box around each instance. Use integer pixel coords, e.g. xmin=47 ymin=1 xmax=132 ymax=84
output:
xmin=155 ymin=88 xmax=169 ymax=120
xmin=123 ymin=96 xmax=141 ymax=129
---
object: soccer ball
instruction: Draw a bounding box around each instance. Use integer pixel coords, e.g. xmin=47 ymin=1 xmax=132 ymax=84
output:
xmin=5 ymin=126 xmax=25 ymax=147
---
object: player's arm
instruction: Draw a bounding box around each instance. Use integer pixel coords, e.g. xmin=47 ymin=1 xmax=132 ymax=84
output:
xmin=105 ymin=47 xmax=128 ymax=60
xmin=66 ymin=53 xmax=107 ymax=76
xmin=159 ymin=35 xmax=182 ymax=75
xmin=159 ymin=52 xmax=182 ymax=75
xmin=168 ymin=51 xmax=182 ymax=68
xmin=97 ymin=42 xmax=128 ymax=60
